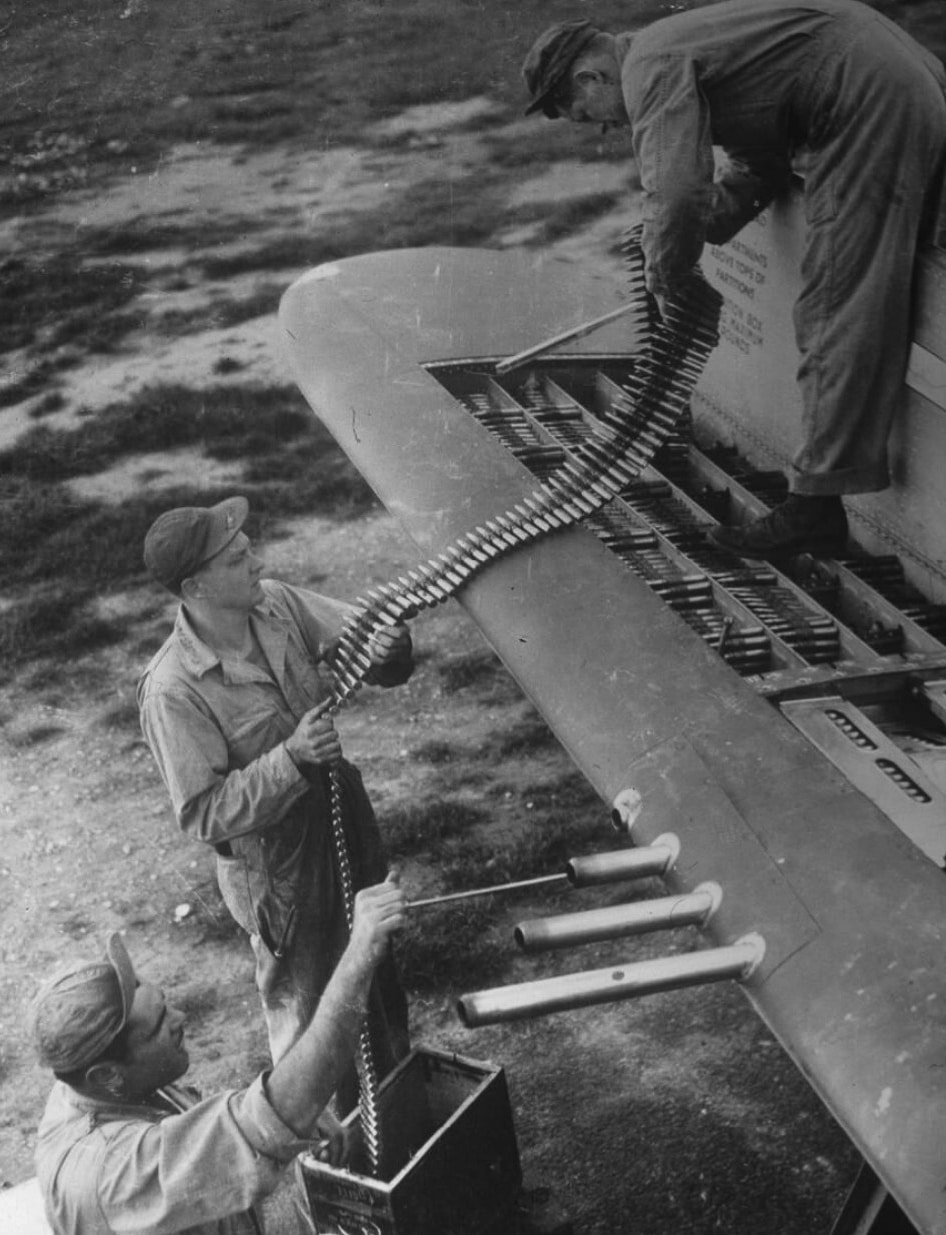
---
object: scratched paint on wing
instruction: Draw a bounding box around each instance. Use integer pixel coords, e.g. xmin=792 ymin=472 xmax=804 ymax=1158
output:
xmin=875 ymin=1088 xmax=893 ymax=1116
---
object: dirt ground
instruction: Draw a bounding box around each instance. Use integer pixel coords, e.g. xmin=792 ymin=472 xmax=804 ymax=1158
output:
xmin=5 ymin=2 xmax=941 ymax=1230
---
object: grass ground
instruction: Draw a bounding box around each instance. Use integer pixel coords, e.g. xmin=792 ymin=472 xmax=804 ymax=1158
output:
xmin=1 ymin=1 xmax=942 ymax=1231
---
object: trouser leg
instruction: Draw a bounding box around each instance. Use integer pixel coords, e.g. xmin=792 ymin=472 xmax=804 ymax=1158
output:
xmin=791 ymin=30 xmax=946 ymax=495
xmin=251 ymin=931 xmax=315 ymax=1064
xmin=288 ymin=1160 xmax=317 ymax=1234
xmin=793 ymin=194 xmax=919 ymax=496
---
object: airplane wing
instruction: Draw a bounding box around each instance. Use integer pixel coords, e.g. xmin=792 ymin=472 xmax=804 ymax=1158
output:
xmin=279 ymin=225 xmax=946 ymax=1234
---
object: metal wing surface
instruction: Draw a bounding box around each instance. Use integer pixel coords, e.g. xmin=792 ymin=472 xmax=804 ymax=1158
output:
xmin=279 ymin=246 xmax=946 ymax=1235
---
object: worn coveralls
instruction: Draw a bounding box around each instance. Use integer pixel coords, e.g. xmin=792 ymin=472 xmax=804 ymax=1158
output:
xmin=620 ymin=0 xmax=946 ymax=495
xmin=138 ymin=580 xmax=410 ymax=1107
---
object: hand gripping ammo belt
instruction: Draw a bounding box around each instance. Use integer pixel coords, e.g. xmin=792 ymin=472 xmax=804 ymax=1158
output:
xmin=319 ymin=227 xmax=722 ymax=1176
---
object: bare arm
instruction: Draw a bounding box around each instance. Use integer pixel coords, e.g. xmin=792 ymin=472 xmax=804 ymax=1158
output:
xmin=265 ymin=878 xmax=406 ymax=1137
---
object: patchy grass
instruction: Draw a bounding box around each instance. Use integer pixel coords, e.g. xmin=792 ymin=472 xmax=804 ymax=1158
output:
xmin=0 ymin=354 xmax=84 ymax=410
xmin=29 ymin=391 xmax=68 ymax=419
xmin=0 ymin=590 xmax=126 ymax=672
xmin=0 ymin=255 xmax=143 ymax=354
xmin=410 ymin=737 xmax=461 ymax=764
xmin=191 ymin=163 xmax=509 ymax=283
xmin=79 ymin=217 xmax=266 ymax=258
xmin=383 ymin=797 xmax=488 ymax=859
xmin=0 ymin=384 xmax=309 ymax=482
xmin=436 ymin=646 xmax=522 ymax=703
xmin=392 ymin=768 xmax=626 ymax=998
xmin=481 ymin=712 xmax=558 ymax=759
xmin=0 ymin=477 xmax=372 ymax=671
xmin=155 ymin=286 xmax=283 ymax=337
xmin=0 ymin=482 xmax=171 ymax=600
xmin=532 ymin=191 xmax=626 ymax=245
xmin=0 ymin=388 xmax=377 ymax=671
xmin=4 ymin=722 xmax=68 ymax=748
xmin=97 ymin=697 xmax=143 ymax=732
xmin=0 ymin=387 xmax=378 ymax=561
xmin=397 ymin=900 xmax=507 ymax=994
xmin=212 ymin=356 xmax=245 ymax=375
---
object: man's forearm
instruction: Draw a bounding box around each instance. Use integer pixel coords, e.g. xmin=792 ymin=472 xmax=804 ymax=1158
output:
xmin=177 ymin=743 xmax=310 ymax=844
xmin=142 ymin=695 xmax=310 ymax=844
xmin=265 ymin=948 xmax=373 ymax=1136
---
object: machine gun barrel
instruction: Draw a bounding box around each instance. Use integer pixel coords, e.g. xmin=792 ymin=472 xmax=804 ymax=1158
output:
xmin=407 ymin=839 xmax=681 ymax=910
xmin=457 ymin=935 xmax=766 ymax=1027
xmin=515 ymin=884 xmax=720 ymax=953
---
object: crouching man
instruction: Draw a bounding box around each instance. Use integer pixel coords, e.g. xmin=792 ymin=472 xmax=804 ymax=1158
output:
xmin=32 ymin=878 xmax=405 ymax=1235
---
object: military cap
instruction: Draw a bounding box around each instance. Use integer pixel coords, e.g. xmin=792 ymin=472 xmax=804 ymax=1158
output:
xmin=522 ymin=20 xmax=601 ymax=118
xmin=32 ymin=933 xmax=137 ymax=1073
xmin=143 ymin=495 xmax=248 ymax=592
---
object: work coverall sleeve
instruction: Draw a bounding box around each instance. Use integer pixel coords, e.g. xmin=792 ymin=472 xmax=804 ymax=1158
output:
xmin=706 ymin=149 xmax=793 ymax=245
xmin=623 ymin=52 xmax=716 ymax=297
xmin=140 ymin=688 xmax=310 ymax=845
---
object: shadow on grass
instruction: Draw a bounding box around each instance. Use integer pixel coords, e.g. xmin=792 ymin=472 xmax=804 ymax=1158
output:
xmin=1 ymin=384 xmax=324 ymax=483
xmin=0 ymin=254 xmax=144 ymax=358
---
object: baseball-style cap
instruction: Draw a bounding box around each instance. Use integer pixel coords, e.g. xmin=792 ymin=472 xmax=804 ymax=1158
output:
xmin=522 ymin=20 xmax=601 ymax=118
xmin=143 ymin=495 xmax=248 ymax=592
xmin=31 ymin=933 xmax=137 ymax=1073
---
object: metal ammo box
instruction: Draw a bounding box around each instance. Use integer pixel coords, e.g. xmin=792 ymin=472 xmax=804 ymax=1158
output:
xmin=300 ymin=1047 xmax=522 ymax=1235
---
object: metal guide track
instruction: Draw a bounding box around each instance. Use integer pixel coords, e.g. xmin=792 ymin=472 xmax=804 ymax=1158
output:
xmin=437 ymin=363 xmax=865 ymax=676
xmin=681 ymin=442 xmax=946 ymax=658
xmin=432 ymin=360 xmax=946 ymax=858
xmin=441 ymin=362 xmax=946 ymax=678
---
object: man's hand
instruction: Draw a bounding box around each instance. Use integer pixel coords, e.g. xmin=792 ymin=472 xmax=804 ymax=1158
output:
xmin=285 ymin=698 xmax=342 ymax=770
xmin=313 ymin=1108 xmax=351 ymax=1167
xmin=644 ymin=268 xmax=673 ymax=324
xmin=349 ymin=874 xmax=406 ymax=968
xmin=653 ymin=291 xmax=671 ymax=323
xmin=367 ymin=624 xmax=411 ymax=667
xmin=265 ymin=879 xmax=404 ymax=1143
